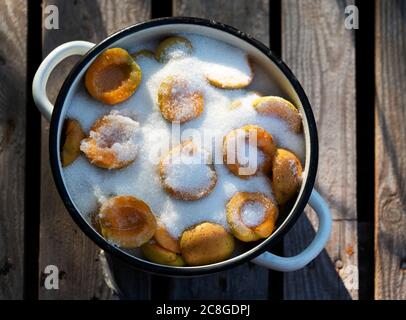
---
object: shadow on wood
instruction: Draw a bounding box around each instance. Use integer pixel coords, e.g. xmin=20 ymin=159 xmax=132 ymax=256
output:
xmin=103 ymin=251 xmax=151 ymax=299
xmin=102 ymin=212 xmax=354 ymax=300
xmin=103 ymin=251 xmax=269 ymax=300
xmin=284 ymin=212 xmax=353 ymax=300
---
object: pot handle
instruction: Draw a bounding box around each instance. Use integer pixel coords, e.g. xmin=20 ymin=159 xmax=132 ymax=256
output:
xmin=32 ymin=40 xmax=95 ymax=121
xmin=252 ymin=189 xmax=332 ymax=271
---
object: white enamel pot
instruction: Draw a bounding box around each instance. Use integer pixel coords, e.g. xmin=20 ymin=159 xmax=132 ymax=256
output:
xmin=33 ymin=17 xmax=331 ymax=276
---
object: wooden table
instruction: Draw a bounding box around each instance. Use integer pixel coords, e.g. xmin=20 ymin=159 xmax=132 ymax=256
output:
xmin=0 ymin=0 xmax=404 ymax=300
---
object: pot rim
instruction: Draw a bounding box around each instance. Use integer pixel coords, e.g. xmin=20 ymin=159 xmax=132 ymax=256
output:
xmin=49 ymin=16 xmax=318 ymax=276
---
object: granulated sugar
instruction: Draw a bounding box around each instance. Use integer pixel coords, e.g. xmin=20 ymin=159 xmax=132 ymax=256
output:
xmin=288 ymin=158 xmax=299 ymax=176
xmin=194 ymin=36 xmax=252 ymax=88
xmin=62 ymin=33 xmax=305 ymax=239
xmin=164 ymin=162 xmax=214 ymax=193
xmin=160 ymin=42 xmax=192 ymax=62
xmin=80 ymin=112 xmax=140 ymax=162
xmin=241 ymin=201 xmax=266 ymax=227
xmin=161 ymin=143 xmax=215 ymax=194
xmin=159 ymin=76 xmax=203 ymax=122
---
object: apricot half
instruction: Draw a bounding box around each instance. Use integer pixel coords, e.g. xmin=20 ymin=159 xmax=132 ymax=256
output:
xmin=158 ymin=76 xmax=204 ymax=123
xmin=141 ymin=240 xmax=185 ymax=266
xmin=223 ymin=125 xmax=276 ymax=178
xmin=253 ymin=96 xmax=302 ymax=133
xmin=154 ymin=222 xmax=181 ymax=253
xmin=85 ymin=48 xmax=141 ymax=105
xmin=61 ymin=118 xmax=85 ymax=167
xmin=180 ymin=222 xmax=234 ymax=266
xmin=131 ymin=49 xmax=155 ymax=60
xmin=80 ymin=113 xmax=139 ymax=170
xmin=155 ymin=36 xmax=193 ymax=63
xmin=97 ymin=195 xmax=157 ymax=248
xmin=226 ymin=192 xmax=279 ymax=242
xmin=271 ymin=149 xmax=303 ymax=204
xmin=159 ymin=140 xmax=217 ymax=201
xmin=206 ymin=56 xmax=253 ymax=89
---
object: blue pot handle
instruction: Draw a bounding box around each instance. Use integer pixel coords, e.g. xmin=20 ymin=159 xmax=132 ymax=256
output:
xmin=252 ymin=189 xmax=332 ymax=271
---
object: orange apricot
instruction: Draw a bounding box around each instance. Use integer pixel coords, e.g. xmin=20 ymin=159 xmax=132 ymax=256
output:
xmin=271 ymin=149 xmax=303 ymax=204
xmin=85 ymin=48 xmax=141 ymax=105
xmin=180 ymin=222 xmax=234 ymax=266
xmin=226 ymin=192 xmax=279 ymax=242
xmin=253 ymin=96 xmax=302 ymax=133
xmin=223 ymin=125 xmax=276 ymax=178
xmin=155 ymin=36 xmax=193 ymax=63
xmin=98 ymin=195 xmax=157 ymax=248
xmin=141 ymin=240 xmax=185 ymax=266
xmin=206 ymin=56 xmax=253 ymax=89
xmin=80 ymin=113 xmax=139 ymax=170
xmin=61 ymin=118 xmax=85 ymax=167
xmin=154 ymin=222 xmax=181 ymax=254
xmin=157 ymin=76 xmax=204 ymax=123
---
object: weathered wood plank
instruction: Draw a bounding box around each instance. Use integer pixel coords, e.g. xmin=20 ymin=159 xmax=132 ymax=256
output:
xmin=174 ymin=0 xmax=270 ymax=44
xmin=0 ymin=0 xmax=27 ymax=300
xmin=375 ymin=0 xmax=406 ymax=300
xmin=284 ymin=216 xmax=357 ymax=299
xmin=282 ymin=0 xmax=358 ymax=299
xmin=39 ymin=0 xmax=151 ymax=299
xmin=170 ymin=0 xmax=270 ymax=299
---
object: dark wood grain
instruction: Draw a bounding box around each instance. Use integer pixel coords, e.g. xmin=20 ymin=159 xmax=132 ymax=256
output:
xmin=375 ymin=0 xmax=406 ymax=300
xmin=0 ymin=0 xmax=27 ymax=299
xmin=282 ymin=0 xmax=358 ymax=299
xmin=39 ymin=0 xmax=151 ymax=299
xmin=169 ymin=263 xmax=269 ymax=300
xmin=170 ymin=0 xmax=270 ymax=299
xmin=174 ymin=0 xmax=270 ymax=45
